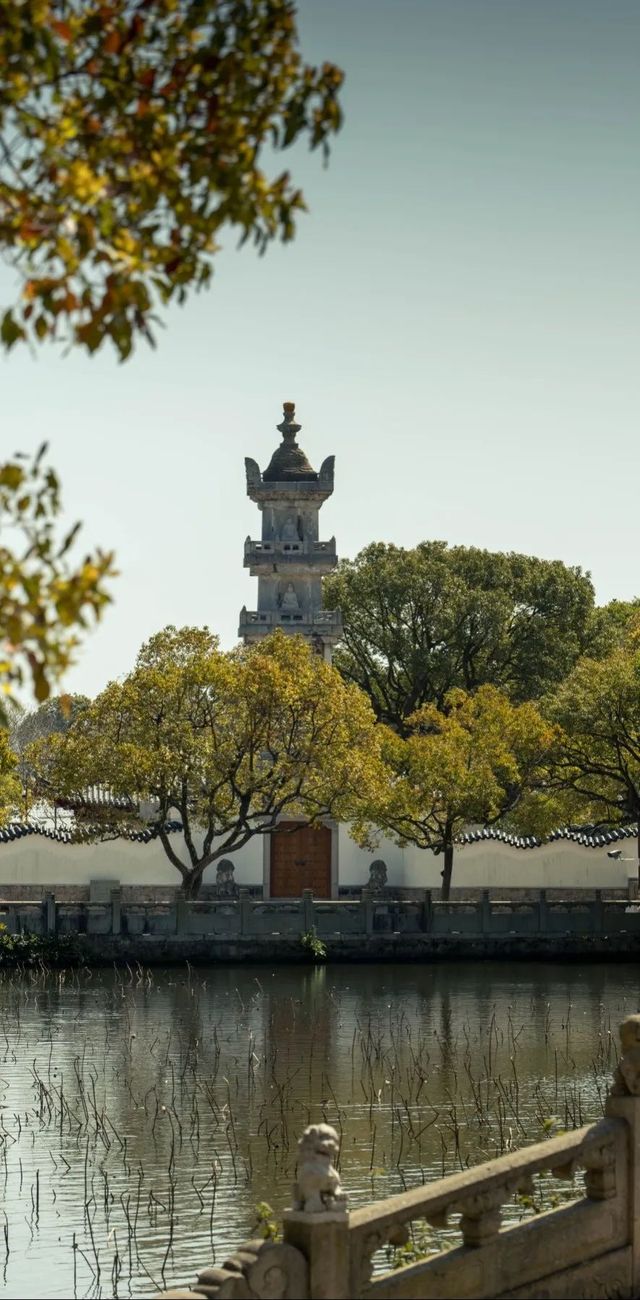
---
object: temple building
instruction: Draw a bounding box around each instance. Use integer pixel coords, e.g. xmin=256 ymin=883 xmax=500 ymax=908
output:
xmin=238 ymin=402 xmax=342 ymax=662
xmin=0 ymin=401 xmax=628 ymax=901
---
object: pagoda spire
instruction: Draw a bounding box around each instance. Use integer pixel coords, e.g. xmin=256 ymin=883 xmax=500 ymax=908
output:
xmin=239 ymin=402 xmax=342 ymax=661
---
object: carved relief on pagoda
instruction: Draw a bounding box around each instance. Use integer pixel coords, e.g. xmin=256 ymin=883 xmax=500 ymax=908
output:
xmin=279 ymin=582 xmax=300 ymax=611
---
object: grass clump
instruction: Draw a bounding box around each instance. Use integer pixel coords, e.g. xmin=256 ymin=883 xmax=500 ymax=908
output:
xmin=0 ymin=924 xmax=82 ymax=967
xmin=300 ymin=930 xmax=327 ymax=961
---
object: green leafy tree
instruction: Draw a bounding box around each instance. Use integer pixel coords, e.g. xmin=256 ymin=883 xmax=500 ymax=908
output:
xmin=548 ymin=635 xmax=640 ymax=879
xmin=324 ymin=542 xmax=598 ymax=734
xmin=0 ymin=0 xmax=343 ymax=359
xmin=0 ymin=445 xmax=114 ymax=703
xmin=370 ymin=686 xmax=559 ymax=899
xmin=29 ymin=627 xmax=385 ymax=897
xmin=588 ymin=599 xmax=640 ymax=656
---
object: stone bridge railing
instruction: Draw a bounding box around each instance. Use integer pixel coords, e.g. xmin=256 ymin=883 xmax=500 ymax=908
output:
xmin=159 ymin=1015 xmax=640 ymax=1300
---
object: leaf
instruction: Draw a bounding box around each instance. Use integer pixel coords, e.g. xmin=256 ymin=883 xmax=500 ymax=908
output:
xmin=1 ymin=311 xmax=26 ymax=350
xmin=0 ymin=463 xmax=25 ymax=490
xmin=103 ymin=29 xmax=122 ymax=54
xmin=51 ymin=19 xmax=73 ymax=41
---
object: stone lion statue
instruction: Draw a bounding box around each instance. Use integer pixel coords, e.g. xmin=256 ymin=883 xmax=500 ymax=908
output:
xmin=215 ymin=859 xmax=238 ymax=898
xmin=367 ymin=860 xmax=388 ymax=894
xmin=291 ymin=1123 xmax=347 ymax=1214
xmin=611 ymin=1014 xmax=640 ymax=1096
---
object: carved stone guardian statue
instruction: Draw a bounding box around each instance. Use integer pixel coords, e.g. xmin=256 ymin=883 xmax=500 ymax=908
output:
xmin=366 ymin=860 xmax=388 ymax=896
xmin=610 ymin=1014 xmax=640 ymax=1096
xmin=215 ymin=859 xmax=238 ymax=898
xmin=291 ymin=1124 xmax=347 ymax=1214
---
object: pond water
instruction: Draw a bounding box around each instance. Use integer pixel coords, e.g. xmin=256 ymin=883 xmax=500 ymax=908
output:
xmin=0 ymin=959 xmax=637 ymax=1299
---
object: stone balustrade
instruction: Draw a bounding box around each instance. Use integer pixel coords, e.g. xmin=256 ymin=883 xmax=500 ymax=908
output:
xmin=238 ymin=608 xmax=343 ymax=634
xmin=244 ymin=538 xmax=338 ymax=565
xmin=158 ymin=1015 xmax=640 ymax=1299
xmin=4 ymin=888 xmax=640 ymax=945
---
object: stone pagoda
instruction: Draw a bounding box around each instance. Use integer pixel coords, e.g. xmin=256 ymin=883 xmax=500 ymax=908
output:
xmin=239 ymin=402 xmax=343 ymax=661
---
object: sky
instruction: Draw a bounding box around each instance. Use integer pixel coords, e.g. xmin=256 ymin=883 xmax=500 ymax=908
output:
xmin=2 ymin=0 xmax=638 ymax=700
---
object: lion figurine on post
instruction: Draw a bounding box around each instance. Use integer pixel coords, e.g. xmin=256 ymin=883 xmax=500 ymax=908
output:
xmin=611 ymin=1014 xmax=640 ymax=1096
xmin=292 ymin=1123 xmax=347 ymax=1214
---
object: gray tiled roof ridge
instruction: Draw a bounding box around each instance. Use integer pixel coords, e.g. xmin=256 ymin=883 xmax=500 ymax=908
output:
xmin=456 ymin=823 xmax=639 ymax=850
xmin=0 ymin=819 xmax=183 ymax=845
xmin=0 ymin=820 xmax=635 ymax=850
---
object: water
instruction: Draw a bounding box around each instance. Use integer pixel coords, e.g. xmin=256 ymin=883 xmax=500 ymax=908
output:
xmin=0 ymin=960 xmax=637 ymax=1298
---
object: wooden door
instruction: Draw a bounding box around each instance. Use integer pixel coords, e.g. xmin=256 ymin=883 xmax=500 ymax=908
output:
xmin=270 ymin=822 xmax=332 ymax=898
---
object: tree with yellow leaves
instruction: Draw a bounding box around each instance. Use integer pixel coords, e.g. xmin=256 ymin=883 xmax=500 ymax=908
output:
xmin=0 ymin=730 xmax=20 ymax=823
xmin=29 ymin=627 xmax=385 ymax=896
xmin=0 ymin=444 xmax=114 ymax=706
xmin=371 ymin=686 xmax=560 ymax=899
xmin=0 ymin=1 xmax=343 ymax=359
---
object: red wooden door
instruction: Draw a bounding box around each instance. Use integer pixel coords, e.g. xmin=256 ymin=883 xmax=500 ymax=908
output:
xmin=270 ymin=822 xmax=332 ymax=898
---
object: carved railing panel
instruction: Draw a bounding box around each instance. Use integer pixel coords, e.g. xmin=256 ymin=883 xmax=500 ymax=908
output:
xmin=348 ymin=1118 xmax=628 ymax=1298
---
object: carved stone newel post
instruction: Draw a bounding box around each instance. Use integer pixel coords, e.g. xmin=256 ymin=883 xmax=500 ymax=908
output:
xmin=606 ymin=1013 xmax=640 ymax=1296
xmin=282 ymin=1123 xmax=350 ymax=1300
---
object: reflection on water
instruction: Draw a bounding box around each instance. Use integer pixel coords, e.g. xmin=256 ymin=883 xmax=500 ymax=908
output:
xmin=0 ymin=960 xmax=637 ymax=1298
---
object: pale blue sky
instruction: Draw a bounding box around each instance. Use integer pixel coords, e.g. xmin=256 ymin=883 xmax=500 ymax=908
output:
xmin=2 ymin=0 xmax=638 ymax=699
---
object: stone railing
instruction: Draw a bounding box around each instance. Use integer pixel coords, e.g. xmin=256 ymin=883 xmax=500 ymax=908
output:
xmin=5 ymin=888 xmax=640 ymax=943
xmin=238 ymin=608 xmax=343 ymax=633
xmin=244 ymin=538 xmax=338 ymax=565
xmin=159 ymin=1015 xmax=640 ymax=1299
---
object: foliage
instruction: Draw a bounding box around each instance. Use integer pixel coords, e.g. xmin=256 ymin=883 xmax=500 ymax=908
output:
xmin=0 ymin=729 xmax=20 ymax=823
xmin=0 ymin=924 xmax=82 ymax=967
xmin=0 ymin=445 xmax=113 ymax=702
xmin=588 ymin=599 xmax=640 ymax=656
xmin=323 ymin=542 xmax=598 ymax=734
xmin=548 ymin=637 xmax=640 ymax=854
xmin=300 ymin=929 xmax=327 ymax=960
xmin=12 ymin=692 xmax=89 ymax=752
xmin=370 ymin=686 xmax=560 ymax=898
xmin=387 ymin=1224 xmax=443 ymax=1269
xmin=28 ymin=627 xmax=385 ymax=896
xmin=0 ymin=0 xmax=344 ymax=360
xmin=252 ymin=1202 xmax=280 ymax=1241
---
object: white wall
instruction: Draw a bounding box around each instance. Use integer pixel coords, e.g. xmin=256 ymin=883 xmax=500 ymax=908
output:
xmin=0 ymin=826 xmax=632 ymax=893
xmin=337 ymin=827 xmax=634 ymax=892
xmin=0 ymin=833 xmax=264 ymax=890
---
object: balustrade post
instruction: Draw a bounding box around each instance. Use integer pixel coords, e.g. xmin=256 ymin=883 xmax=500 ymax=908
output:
xmin=606 ymin=1014 xmax=640 ymax=1295
xmin=538 ymin=888 xmax=548 ymax=932
xmin=302 ymin=888 xmax=315 ymax=932
xmin=422 ymin=888 xmax=432 ymax=934
xmin=283 ymin=1124 xmax=350 ymax=1299
xmin=110 ymin=888 xmax=121 ymax=936
xmin=481 ymin=889 xmax=491 ymax=934
xmin=594 ymin=889 xmax=604 ymax=935
xmin=43 ymin=891 xmax=56 ymax=936
xmin=360 ymin=888 xmax=374 ymax=935
xmin=239 ymin=887 xmax=251 ymax=936
xmin=175 ymin=893 xmax=187 ymax=936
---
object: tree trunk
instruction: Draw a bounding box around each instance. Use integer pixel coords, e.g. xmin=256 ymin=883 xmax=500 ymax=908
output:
xmin=637 ymin=822 xmax=640 ymax=890
xmin=440 ymin=839 xmax=454 ymax=901
xmin=181 ymin=869 xmax=204 ymax=900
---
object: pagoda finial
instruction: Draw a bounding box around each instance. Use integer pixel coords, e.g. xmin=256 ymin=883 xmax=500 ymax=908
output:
xmin=277 ymin=401 xmax=301 ymax=439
